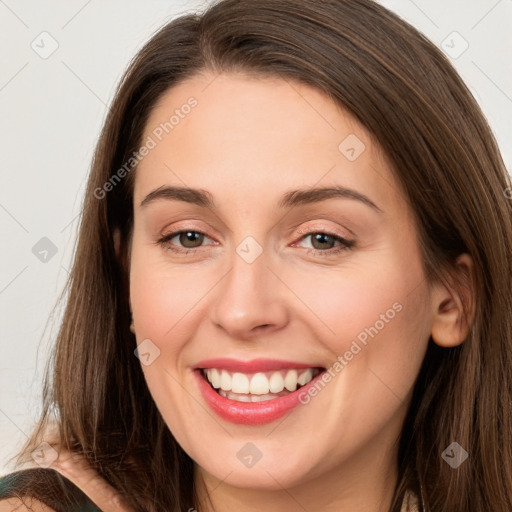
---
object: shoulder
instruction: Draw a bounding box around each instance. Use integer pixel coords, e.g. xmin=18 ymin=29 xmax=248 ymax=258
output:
xmin=0 ymin=466 xmax=98 ymax=511
xmin=400 ymin=488 xmax=420 ymax=512
xmin=0 ymin=445 xmax=132 ymax=512
xmin=50 ymin=448 xmax=132 ymax=511
xmin=0 ymin=496 xmax=56 ymax=511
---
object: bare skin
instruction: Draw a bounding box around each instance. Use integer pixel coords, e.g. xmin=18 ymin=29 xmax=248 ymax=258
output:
xmin=1 ymin=72 xmax=472 ymax=512
xmin=2 ymin=436 xmax=133 ymax=512
xmin=125 ymin=72 xmax=474 ymax=512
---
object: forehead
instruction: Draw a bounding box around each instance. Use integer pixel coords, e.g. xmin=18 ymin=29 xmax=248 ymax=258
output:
xmin=133 ymin=72 xmax=402 ymax=214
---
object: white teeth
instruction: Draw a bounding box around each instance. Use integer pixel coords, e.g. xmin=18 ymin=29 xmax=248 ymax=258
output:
xmin=269 ymin=372 xmax=285 ymax=393
xmin=220 ymin=370 xmax=231 ymax=391
xmin=218 ymin=390 xmax=253 ymax=402
xmin=231 ymin=372 xmax=250 ymax=393
xmin=284 ymin=369 xmax=298 ymax=391
xmin=298 ymin=369 xmax=313 ymax=386
xmin=203 ymin=367 xmax=319 ymax=397
xmin=218 ymin=390 xmax=281 ymax=402
xmin=210 ymin=368 xmax=220 ymax=389
xmin=249 ymin=372 xmax=269 ymax=395
xmin=251 ymin=394 xmax=278 ymax=402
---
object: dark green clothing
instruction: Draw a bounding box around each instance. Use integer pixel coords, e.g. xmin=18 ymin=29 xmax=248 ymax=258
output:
xmin=0 ymin=468 xmax=101 ymax=511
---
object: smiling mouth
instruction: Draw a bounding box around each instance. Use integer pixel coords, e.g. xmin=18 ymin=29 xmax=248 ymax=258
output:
xmin=200 ymin=367 xmax=324 ymax=402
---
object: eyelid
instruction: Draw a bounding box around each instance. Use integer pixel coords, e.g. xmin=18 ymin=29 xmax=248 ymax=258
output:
xmin=291 ymin=228 xmax=355 ymax=254
xmin=157 ymin=213 xmax=358 ymax=250
xmin=159 ymin=220 xmax=216 ymax=239
xmin=157 ymin=228 xmax=216 ymax=248
xmin=293 ymin=221 xmax=353 ymax=240
xmin=158 ymin=221 xmax=351 ymax=243
xmin=156 ymin=229 xmax=355 ymax=261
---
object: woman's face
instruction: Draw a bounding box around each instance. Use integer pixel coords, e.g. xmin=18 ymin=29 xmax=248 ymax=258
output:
xmin=128 ymin=72 xmax=435 ymax=492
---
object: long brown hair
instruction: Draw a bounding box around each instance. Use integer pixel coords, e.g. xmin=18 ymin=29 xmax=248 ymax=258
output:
xmin=10 ymin=0 xmax=512 ymax=510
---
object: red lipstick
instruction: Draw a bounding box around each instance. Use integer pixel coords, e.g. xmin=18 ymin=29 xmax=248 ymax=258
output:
xmin=195 ymin=358 xmax=319 ymax=373
xmin=193 ymin=358 xmax=325 ymax=425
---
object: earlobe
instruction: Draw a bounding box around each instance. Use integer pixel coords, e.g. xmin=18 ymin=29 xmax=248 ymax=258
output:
xmin=430 ymin=253 xmax=475 ymax=348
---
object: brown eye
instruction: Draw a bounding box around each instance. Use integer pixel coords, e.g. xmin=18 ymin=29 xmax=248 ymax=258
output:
xmin=157 ymin=230 xmax=213 ymax=254
xmin=176 ymin=231 xmax=205 ymax=248
xmin=294 ymin=230 xmax=355 ymax=257
xmin=310 ymin=233 xmax=338 ymax=250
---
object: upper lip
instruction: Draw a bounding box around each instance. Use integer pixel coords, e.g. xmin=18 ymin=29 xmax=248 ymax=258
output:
xmin=194 ymin=358 xmax=325 ymax=373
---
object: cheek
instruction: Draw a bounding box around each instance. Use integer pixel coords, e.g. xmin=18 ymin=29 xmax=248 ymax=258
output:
xmin=128 ymin=241 xmax=205 ymax=440
xmin=129 ymin=241 xmax=212 ymax=352
xmin=279 ymin=250 xmax=431 ymax=395
xmin=280 ymin=262 xmax=430 ymax=464
xmin=283 ymin=262 xmax=428 ymax=347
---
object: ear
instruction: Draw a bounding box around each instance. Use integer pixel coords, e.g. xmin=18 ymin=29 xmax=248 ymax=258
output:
xmin=430 ymin=253 xmax=475 ymax=347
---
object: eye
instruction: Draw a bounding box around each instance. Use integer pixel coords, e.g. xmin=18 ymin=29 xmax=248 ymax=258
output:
xmin=156 ymin=230 xmax=215 ymax=254
xmin=294 ymin=231 xmax=354 ymax=256
xmin=156 ymin=228 xmax=354 ymax=257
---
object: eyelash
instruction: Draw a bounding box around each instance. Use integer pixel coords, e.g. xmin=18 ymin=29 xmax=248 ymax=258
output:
xmin=156 ymin=229 xmax=354 ymax=257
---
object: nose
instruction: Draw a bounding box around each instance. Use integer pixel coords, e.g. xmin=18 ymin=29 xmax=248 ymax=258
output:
xmin=209 ymin=244 xmax=289 ymax=340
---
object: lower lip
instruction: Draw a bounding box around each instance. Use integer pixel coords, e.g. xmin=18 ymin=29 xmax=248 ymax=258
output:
xmin=193 ymin=369 xmax=324 ymax=425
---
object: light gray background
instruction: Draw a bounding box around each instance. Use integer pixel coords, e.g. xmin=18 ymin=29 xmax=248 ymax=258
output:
xmin=1 ymin=0 xmax=511 ymax=475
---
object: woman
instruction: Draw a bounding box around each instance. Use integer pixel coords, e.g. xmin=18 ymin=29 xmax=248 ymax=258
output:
xmin=1 ymin=0 xmax=511 ymax=510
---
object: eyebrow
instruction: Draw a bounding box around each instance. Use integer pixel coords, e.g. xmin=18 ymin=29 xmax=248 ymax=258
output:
xmin=140 ymin=185 xmax=382 ymax=213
